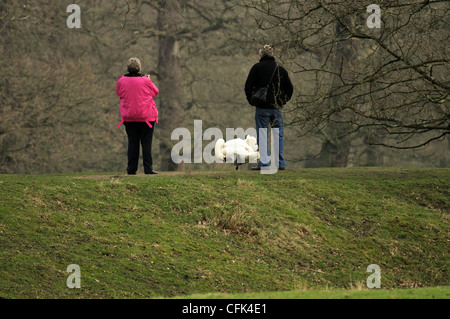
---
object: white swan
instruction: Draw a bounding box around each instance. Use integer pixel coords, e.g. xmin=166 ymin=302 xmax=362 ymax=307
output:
xmin=215 ymin=135 xmax=260 ymax=169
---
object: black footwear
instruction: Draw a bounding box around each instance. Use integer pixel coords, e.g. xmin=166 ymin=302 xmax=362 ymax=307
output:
xmin=127 ymin=172 xmax=137 ymax=175
xmin=145 ymin=169 xmax=158 ymax=175
xmin=251 ymin=167 xmax=261 ymax=171
xmin=279 ymin=167 xmax=286 ymax=170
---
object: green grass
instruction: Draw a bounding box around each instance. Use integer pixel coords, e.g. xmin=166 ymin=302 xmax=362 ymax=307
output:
xmin=176 ymin=285 xmax=449 ymax=299
xmin=0 ymin=167 xmax=448 ymax=299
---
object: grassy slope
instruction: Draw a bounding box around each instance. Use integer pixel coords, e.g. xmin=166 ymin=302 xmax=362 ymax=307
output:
xmin=0 ymin=168 xmax=448 ymax=299
xmin=177 ymin=286 xmax=449 ymax=299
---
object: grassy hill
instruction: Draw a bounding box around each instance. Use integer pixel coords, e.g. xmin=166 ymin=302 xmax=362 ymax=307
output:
xmin=0 ymin=168 xmax=448 ymax=299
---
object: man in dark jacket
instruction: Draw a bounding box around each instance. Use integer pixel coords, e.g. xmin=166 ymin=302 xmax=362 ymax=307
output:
xmin=245 ymin=45 xmax=293 ymax=170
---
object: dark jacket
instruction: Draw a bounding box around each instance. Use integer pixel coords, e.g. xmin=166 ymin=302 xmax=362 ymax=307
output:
xmin=245 ymin=56 xmax=293 ymax=109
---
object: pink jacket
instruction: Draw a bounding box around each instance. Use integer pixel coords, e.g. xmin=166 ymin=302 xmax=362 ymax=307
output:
xmin=116 ymin=75 xmax=159 ymax=128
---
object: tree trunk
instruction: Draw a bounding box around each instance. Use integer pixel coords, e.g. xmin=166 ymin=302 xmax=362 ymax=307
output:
xmin=318 ymin=136 xmax=352 ymax=167
xmin=157 ymin=0 xmax=184 ymax=171
xmin=362 ymin=129 xmax=384 ymax=166
xmin=318 ymin=19 xmax=359 ymax=168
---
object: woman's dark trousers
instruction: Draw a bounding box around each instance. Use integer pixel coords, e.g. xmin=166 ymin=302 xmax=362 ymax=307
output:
xmin=124 ymin=122 xmax=155 ymax=174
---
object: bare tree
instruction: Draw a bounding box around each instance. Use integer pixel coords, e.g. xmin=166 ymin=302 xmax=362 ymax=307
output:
xmin=155 ymin=0 xmax=185 ymax=171
xmin=118 ymin=0 xmax=248 ymax=171
xmin=240 ymin=0 xmax=449 ymax=153
xmin=0 ymin=1 xmax=118 ymax=173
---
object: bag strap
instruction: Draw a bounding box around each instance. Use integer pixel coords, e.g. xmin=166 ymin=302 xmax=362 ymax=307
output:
xmin=266 ymin=64 xmax=279 ymax=88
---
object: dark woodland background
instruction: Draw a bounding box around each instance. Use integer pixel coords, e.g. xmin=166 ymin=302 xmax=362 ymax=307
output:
xmin=1 ymin=0 xmax=448 ymax=174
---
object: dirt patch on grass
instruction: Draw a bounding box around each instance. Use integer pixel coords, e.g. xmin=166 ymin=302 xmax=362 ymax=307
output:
xmin=72 ymin=171 xmax=235 ymax=180
xmin=73 ymin=174 xmax=129 ymax=180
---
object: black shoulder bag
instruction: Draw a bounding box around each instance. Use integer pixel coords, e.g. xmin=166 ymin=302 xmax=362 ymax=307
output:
xmin=250 ymin=64 xmax=279 ymax=106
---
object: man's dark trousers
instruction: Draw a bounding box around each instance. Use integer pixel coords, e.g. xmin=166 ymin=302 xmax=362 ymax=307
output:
xmin=255 ymin=108 xmax=286 ymax=169
xmin=124 ymin=122 xmax=155 ymax=174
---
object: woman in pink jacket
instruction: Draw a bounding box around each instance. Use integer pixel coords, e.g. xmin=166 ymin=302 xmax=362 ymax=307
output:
xmin=116 ymin=58 xmax=159 ymax=175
